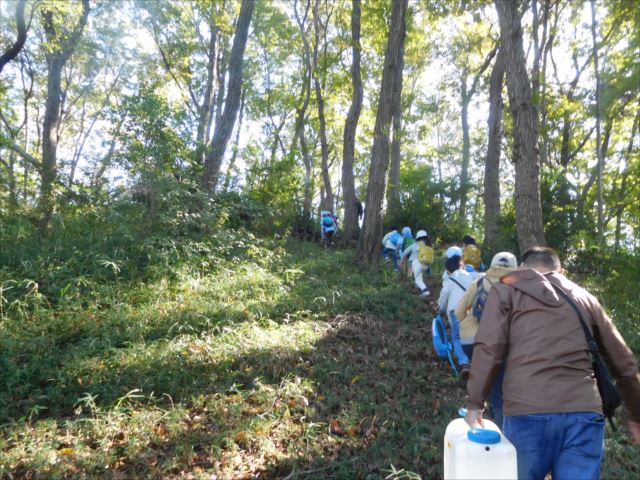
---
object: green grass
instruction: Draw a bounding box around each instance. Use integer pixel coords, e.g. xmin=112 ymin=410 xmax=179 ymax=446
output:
xmin=0 ymin=237 xmax=638 ymax=479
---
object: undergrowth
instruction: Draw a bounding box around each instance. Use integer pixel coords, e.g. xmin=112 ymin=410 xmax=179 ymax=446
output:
xmin=0 ymin=214 xmax=638 ymax=479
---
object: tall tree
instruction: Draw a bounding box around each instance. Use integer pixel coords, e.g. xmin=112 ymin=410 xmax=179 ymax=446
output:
xmin=201 ymin=0 xmax=254 ymax=191
xmin=458 ymin=42 xmax=497 ymax=221
xmin=385 ymin=39 xmax=405 ymax=216
xmin=340 ymin=0 xmax=363 ymax=243
xmin=0 ymin=0 xmax=28 ymax=75
xmin=356 ymin=0 xmax=408 ymax=265
xmin=483 ymin=46 xmax=505 ymax=253
xmin=495 ymin=0 xmax=546 ymax=252
xmin=38 ymin=0 xmax=91 ymax=233
xmin=313 ymin=0 xmax=334 ymax=212
xmin=291 ymin=0 xmax=314 ymax=223
xmin=590 ymin=0 xmax=605 ymax=247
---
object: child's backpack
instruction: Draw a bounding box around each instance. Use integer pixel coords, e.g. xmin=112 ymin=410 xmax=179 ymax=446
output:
xmin=389 ymin=231 xmax=402 ymax=246
xmin=463 ymin=244 xmax=482 ymax=269
xmin=323 ymin=215 xmax=335 ymax=228
xmin=418 ymin=243 xmax=435 ymax=265
xmin=471 ymin=276 xmax=494 ymax=321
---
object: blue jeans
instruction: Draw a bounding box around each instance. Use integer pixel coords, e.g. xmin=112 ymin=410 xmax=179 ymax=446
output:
xmin=381 ymin=247 xmax=398 ymax=270
xmin=503 ymin=412 xmax=605 ymax=480
xmin=447 ymin=310 xmax=469 ymax=366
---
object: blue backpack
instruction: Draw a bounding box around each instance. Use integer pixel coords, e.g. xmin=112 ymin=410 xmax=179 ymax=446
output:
xmin=323 ymin=216 xmax=335 ymax=228
xmin=432 ymin=314 xmax=458 ymax=374
xmin=389 ymin=231 xmax=401 ymax=246
xmin=472 ymin=277 xmax=494 ymax=321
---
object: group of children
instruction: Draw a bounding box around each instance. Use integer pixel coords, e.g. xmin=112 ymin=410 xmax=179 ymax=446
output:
xmin=381 ymin=226 xmax=434 ymax=298
xmin=379 ymin=229 xmax=518 ymax=427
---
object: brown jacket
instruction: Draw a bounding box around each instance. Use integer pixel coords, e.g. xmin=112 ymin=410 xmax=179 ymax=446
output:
xmin=467 ymin=268 xmax=640 ymax=421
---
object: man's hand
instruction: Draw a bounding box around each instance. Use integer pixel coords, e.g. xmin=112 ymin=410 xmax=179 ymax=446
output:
xmin=629 ymin=420 xmax=640 ymax=444
xmin=464 ymin=409 xmax=485 ymax=429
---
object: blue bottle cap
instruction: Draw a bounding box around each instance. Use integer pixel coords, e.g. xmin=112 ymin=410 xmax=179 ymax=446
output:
xmin=458 ymin=407 xmax=467 ymax=418
xmin=467 ymin=428 xmax=501 ymax=445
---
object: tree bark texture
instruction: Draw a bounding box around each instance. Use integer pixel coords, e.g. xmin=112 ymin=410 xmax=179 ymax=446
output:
xmin=355 ymin=0 xmax=408 ymax=266
xmin=341 ymin=0 xmax=363 ymax=243
xmin=223 ymin=89 xmax=245 ymax=192
xmin=495 ymin=0 xmax=546 ymax=253
xmin=39 ymin=0 xmax=90 ymax=233
xmin=0 ymin=0 xmax=27 ymax=74
xmin=200 ymin=0 xmax=254 ymax=191
xmin=386 ymin=40 xmax=405 ymax=216
xmin=483 ymin=46 xmax=505 ymax=254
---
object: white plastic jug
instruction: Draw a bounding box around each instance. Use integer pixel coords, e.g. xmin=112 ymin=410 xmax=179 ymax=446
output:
xmin=443 ymin=417 xmax=517 ymax=480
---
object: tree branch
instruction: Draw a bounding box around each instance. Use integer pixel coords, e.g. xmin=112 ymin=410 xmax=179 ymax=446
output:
xmin=468 ymin=42 xmax=499 ymax=98
xmin=0 ymin=0 xmax=28 ymax=74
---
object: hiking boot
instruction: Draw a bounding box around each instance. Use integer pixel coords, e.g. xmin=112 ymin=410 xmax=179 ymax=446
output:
xmin=419 ymin=289 xmax=430 ymax=299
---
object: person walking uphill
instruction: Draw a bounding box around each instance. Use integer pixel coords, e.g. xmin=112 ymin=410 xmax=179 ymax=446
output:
xmin=465 ymin=247 xmax=640 ymax=480
xmin=400 ymin=229 xmax=432 ymax=298
xmin=438 ymin=254 xmax=474 ymax=377
xmin=455 ymin=251 xmax=518 ymax=428
xmin=381 ymin=226 xmax=402 ymax=272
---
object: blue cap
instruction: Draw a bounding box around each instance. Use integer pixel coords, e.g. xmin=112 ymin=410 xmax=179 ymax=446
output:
xmin=467 ymin=428 xmax=501 ymax=445
xmin=402 ymin=227 xmax=412 ymax=238
xmin=445 ymin=246 xmax=462 ymax=258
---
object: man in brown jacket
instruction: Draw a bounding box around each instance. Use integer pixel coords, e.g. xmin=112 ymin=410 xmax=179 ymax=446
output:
xmin=465 ymin=247 xmax=640 ymax=480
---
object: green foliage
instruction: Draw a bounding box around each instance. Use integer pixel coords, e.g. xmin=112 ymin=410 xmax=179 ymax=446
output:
xmin=386 ymin=163 xmax=455 ymax=242
xmin=0 ymin=199 xmax=638 ymax=477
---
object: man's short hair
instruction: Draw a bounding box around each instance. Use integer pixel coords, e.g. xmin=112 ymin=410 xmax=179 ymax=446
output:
xmin=521 ymin=246 xmax=562 ymax=271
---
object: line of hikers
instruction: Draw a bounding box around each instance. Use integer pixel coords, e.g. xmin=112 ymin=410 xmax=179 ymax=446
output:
xmin=321 ymin=218 xmax=640 ymax=476
xmin=378 ymin=227 xmax=640 ymax=478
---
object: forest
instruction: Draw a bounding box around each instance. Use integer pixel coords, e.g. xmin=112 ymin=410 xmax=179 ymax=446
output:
xmin=0 ymin=0 xmax=639 ymax=478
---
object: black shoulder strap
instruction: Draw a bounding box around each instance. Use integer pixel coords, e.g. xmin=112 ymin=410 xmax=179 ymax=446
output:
xmin=478 ymin=276 xmax=494 ymax=291
xmin=550 ymin=283 xmax=599 ymax=355
xmin=449 ymin=277 xmax=467 ymax=292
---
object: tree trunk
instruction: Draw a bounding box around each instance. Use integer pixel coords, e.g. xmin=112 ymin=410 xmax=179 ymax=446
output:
xmin=458 ymin=45 xmax=497 ymax=221
xmin=223 ymin=89 xmax=245 ymax=192
xmin=341 ymin=0 xmax=363 ymax=244
xmin=590 ymin=0 xmax=605 ymax=247
xmin=291 ymin=0 xmax=313 ymax=223
xmin=459 ymin=80 xmax=471 ymax=221
xmin=483 ymin=46 xmax=505 ymax=254
xmin=38 ymin=0 xmax=90 ymax=233
xmin=200 ymin=0 xmax=254 ymax=191
xmin=495 ymin=0 xmax=546 ymax=253
xmin=355 ymin=0 xmax=408 ymax=266
xmin=196 ymin=21 xmax=219 ymax=166
xmin=386 ymin=39 xmax=404 ymax=217
xmin=0 ymin=0 xmax=27 ymax=74
xmin=313 ymin=0 xmax=333 ymax=212
xmin=614 ymin=111 xmax=638 ymax=250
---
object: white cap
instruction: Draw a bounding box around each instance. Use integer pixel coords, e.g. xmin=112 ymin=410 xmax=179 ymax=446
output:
xmin=445 ymin=246 xmax=462 ymax=258
xmin=416 ymin=230 xmax=428 ymax=240
xmin=490 ymin=252 xmax=518 ymax=268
